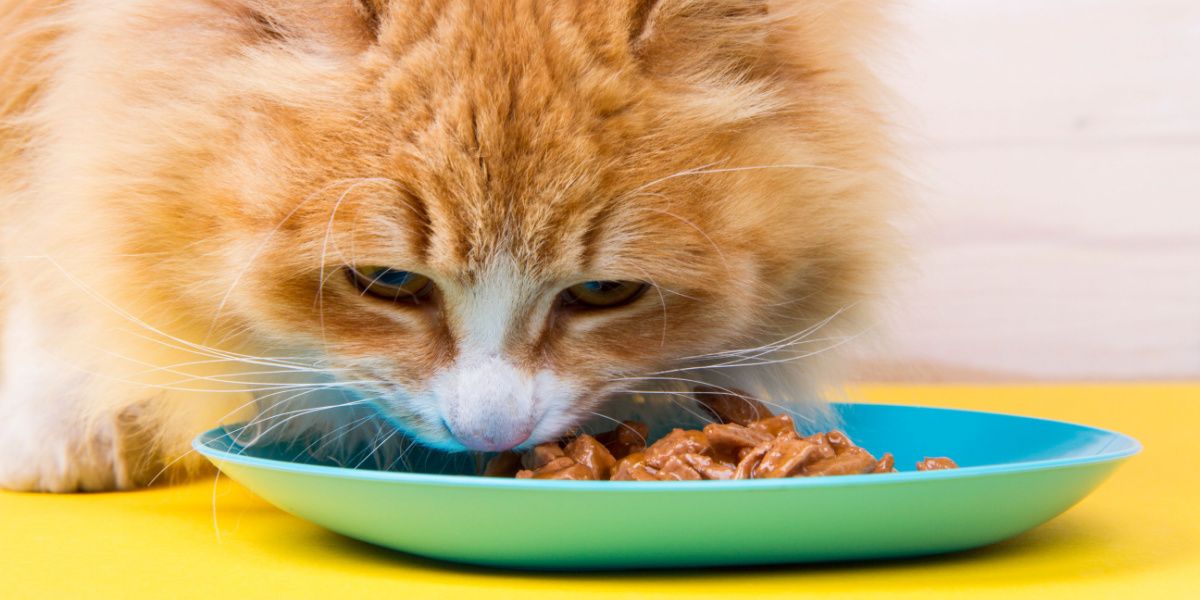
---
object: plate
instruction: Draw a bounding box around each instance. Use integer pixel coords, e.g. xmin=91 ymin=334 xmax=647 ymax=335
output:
xmin=194 ymin=403 xmax=1140 ymax=569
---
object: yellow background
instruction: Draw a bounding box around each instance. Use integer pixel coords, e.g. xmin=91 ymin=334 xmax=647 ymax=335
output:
xmin=2 ymin=384 xmax=1196 ymax=599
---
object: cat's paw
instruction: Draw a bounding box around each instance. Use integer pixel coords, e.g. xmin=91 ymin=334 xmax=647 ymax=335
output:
xmin=0 ymin=405 xmax=199 ymax=493
xmin=0 ymin=419 xmax=117 ymax=492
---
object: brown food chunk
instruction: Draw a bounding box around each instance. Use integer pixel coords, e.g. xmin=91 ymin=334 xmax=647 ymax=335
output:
xmin=694 ymin=386 xmax=773 ymax=426
xmin=563 ymin=434 xmax=617 ymax=480
xmin=642 ymin=429 xmax=712 ymax=469
xmin=752 ymin=433 xmax=829 ymax=479
xmin=593 ymin=421 xmax=649 ymax=459
xmin=525 ymin=456 xmax=574 ymax=474
xmin=521 ymin=442 xmax=566 ymax=470
xmin=916 ymin=457 xmax=959 ymax=471
xmin=749 ymin=414 xmax=795 ymax=437
xmin=825 ymin=430 xmax=855 ymax=450
xmin=499 ymin=401 xmax=956 ymax=481
xmin=610 ymin=452 xmax=659 ymax=481
xmin=802 ymin=445 xmax=880 ymax=476
xmin=657 ymin=456 xmax=703 ymax=481
xmin=679 ymin=453 xmax=736 ymax=480
xmin=703 ymin=422 xmax=773 ymax=457
xmin=734 ymin=443 xmax=770 ymax=479
xmin=517 ymin=460 xmax=596 ymax=480
xmin=799 ymin=433 xmax=838 ymax=461
xmin=483 ymin=451 xmax=522 ymax=477
xmin=873 ymin=452 xmax=896 ymax=473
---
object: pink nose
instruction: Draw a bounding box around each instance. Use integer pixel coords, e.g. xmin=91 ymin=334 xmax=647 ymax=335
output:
xmin=447 ymin=423 xmax=532 ymax=452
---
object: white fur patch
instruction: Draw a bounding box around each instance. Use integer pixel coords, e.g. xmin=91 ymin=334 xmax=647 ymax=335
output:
xmin=455 ymin=258 xmax=524 ymax=355
xmin=422 ymin=258 xmax=581 ymax=450
xmin=0 ymin=297 xmax=128 ymax=491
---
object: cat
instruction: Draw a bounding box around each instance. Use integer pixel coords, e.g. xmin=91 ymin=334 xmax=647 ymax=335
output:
xmin=0 ymin=0 xmax=897 ymax=491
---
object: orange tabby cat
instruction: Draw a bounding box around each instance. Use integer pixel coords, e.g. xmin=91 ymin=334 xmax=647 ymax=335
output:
xmin=0 ymin=0 xmax=896 ymax=491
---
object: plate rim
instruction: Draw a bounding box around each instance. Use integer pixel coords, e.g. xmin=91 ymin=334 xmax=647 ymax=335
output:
xmin=193 ymin=402 xmax=1142 ymax=492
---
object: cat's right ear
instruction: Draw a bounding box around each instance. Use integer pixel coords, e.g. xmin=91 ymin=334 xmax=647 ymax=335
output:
xmin=602 ymin=0 xmax=784 ymax=126
xmin=620 ymin=0 xmax=773 ymax=77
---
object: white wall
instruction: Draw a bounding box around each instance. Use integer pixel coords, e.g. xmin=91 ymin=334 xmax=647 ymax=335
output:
xmin=856 ymin=0 xmax=1200 ymax=381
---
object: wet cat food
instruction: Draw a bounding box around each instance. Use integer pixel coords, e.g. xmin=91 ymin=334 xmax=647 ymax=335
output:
xmin=483 ymin=389 xmax=958 ymax=481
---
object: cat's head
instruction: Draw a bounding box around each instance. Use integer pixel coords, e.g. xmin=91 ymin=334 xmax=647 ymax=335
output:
xmin=69 ymin=0 xmax=894 ymax=451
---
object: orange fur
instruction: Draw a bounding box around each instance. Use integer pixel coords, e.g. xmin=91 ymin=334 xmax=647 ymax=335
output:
xmin=0 ymin=0 xmax=898 ymax=490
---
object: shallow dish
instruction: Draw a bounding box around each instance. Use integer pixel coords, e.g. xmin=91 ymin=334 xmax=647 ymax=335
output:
xmin=194 ymin=403 xmax=1140 ymax=569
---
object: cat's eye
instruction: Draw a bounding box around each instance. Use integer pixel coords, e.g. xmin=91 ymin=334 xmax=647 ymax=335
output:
xmin=560 ymin=280 xmax=648 ymax=309
xmin=347 ymin=266 xmax=435 ymax=304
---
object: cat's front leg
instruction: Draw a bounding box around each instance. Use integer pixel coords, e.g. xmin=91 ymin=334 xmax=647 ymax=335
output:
xmin=0 ymin=304 xmax=236 ymax=492
xmin=0 ymin=388 xmax=148 ymax=492
xmin=0 ymin=336 xmax=146 ymax=491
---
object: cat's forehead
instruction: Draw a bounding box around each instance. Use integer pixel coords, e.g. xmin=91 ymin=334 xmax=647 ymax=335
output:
xmin=377 ymin=1 xmax=636 ymax=137
xmin=340 ymin=2 xmax=736 ymax=284
xmin=370 ymin=11 xmax=658 ymax=279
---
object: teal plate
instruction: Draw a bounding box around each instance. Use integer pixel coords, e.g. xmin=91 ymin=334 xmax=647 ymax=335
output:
xmin=193 ymin=403 xmax=1140 ymax=570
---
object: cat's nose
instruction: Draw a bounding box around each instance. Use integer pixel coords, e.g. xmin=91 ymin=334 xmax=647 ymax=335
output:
xmin=447 ymin=422 xmax=532 ymax=452
xmin=432 ymin=355 xmax=539 ymax=452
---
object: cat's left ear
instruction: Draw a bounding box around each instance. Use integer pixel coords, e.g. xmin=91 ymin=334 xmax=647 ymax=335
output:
xmin=234 ymin=0 xmax=383 ymax=50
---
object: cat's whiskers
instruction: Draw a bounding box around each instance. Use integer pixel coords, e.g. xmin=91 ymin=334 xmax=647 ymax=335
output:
xmin=120 ymin=327 xmax=316 ymax=371
xmin=617 ymin=388 xmax=801 ymax=423
xmin=317 ymin=181 xmax=370 ymax=351
xmin=294 ymin=414 xmax=376 ymax=462
xmin=314 ymin=177 xmax=416 ymax=352
xmin=227 ymin=397 xmax=376 ymax=450
xmin=583 ymin=411 xmax=649 ymax=446
xmin=658 ymin=332 xmax=853 ymax=374
xmin=655 ymin=314 xmax=873 ymax=377
xmin=628 ymin=264 xmax=670 ymax=348
xmin=38 ymin=254 xmax=322 ymax=373
xmin=621 ymin=161 xmax=722 ymax=198
xmin=635 ymin=206 xmax=730 ymax=272
xmin=611 ymin=376 xmax=751 ymax=399
xmin=670 ymin=304 xmax=855 ymax=363
xmin=621 ymin=160 xmax=850 ymax=201
xmin=188 ymin=378 xmax=386 ymax=454
xmin=151 ymin=394 xmax=384 ymax=486
xmin=608 ymin=388 xmax=719 ymax=424
xmin=118 ymin=356 xmax=348 ymax=378
xmin=86 ymin=344 xmax=353 ymax=389
xmin=210 ymin=320 xmax=261 ymax=348
xmin=381 ymin=436 xmax=420 ymax=472
xmin=205 ymin=176 xmax=402 ymax=344
xmin=691 ymin=331 xmax=868 ymax=374
xmin=42 ymin=343 xmax=355 ymax=396
xmin=351 ymin=426 xmax=401 ymax=470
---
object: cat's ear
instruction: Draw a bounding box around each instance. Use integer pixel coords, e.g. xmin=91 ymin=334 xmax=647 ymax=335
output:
xmin=612 ymin=1 xmax=885 ymax=124
xmin=607 ymin=0 xmax=786 ymax=124
xmin=233 ymin=0 xmax=383 ymax=50
xmin=621 ymin=0 xmax=773 ymax=78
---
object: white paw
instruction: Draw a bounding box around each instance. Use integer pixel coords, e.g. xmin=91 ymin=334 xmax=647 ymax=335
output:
xmin=0 ymin=403 xmax=197 ymax=493
xmin=0 ymin=416 xmax=126 ymax=492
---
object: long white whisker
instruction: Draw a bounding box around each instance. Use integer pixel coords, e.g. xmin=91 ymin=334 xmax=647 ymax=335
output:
xmin=352 ymin=427 xmax=401 ymax=470
xmin=295 ymin=415 xmax=376 ymax=461
xmin=622 ymin=161 xmax=849 ymax=200
xmin=669 ymin=304 xmax=855 ymax=364
xmin=36 ymin=255 xmax=319 ymax=371
xmin=204 ymin=177 xmax=397 ymax=342
xmin=316 ymin=178 xmax=407 ymax=352
xmin=648 ymin=336 xmax=850 ymax=376
xmin=581 ymin=411 xmax=653 ymax=447
xmin=229 ymin=398 xmax=374 ymax=450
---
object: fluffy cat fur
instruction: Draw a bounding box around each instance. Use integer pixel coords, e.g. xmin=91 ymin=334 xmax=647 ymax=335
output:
xmin=0 ymin=0 xmax=897 ymax=491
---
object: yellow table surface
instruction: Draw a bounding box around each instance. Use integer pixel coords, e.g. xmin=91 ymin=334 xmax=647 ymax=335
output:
xmin=2 ymin=384 xmax=1197 ymax=599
